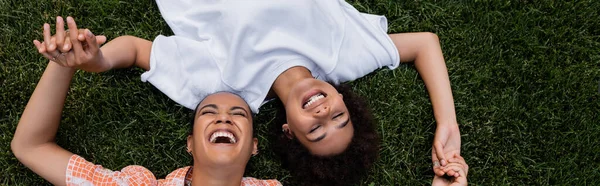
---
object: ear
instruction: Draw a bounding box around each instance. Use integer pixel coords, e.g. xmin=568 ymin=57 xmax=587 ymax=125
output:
xmin=252 ymin=138 xmax=259 ymax=155
xmin=339 ymin=93 xmax=343 ymax=98
xmin=282 ymin=124 xmax=294 ymax=139
xmin=186 ymin=135 xmax=193 ymax=153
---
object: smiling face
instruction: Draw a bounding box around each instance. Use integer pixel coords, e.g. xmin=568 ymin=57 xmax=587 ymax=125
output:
xmin=282 ymin=79 xmax=354 ymax=156
xmin=187 ymin=92 xmax=257 ymax=169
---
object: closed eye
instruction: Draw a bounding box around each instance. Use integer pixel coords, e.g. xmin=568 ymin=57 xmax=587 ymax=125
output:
xmin=198 ymin=104 xmax=218 ymax=116
xmin=333 ymin=112 xmax=344 ymax=120
xmin=201 ymin=110 xmax=216 ymax=115
xmin=230 ymin=106 xmax=249 ymax=117
xmin=231 ymin=111 xmax=246 ymax=117
xmin=309 ymin=125 xmax=321 ymax=133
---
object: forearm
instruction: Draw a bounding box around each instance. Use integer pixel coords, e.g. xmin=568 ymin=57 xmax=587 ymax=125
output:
xmin=11 ymin=62 xmax=75 ymax=185
xmin=390 ymin=33 xmax=457 ymax=125
xmin=13 ymin=62 xmax=75 ymax=148
xmin=101 ymin=35 xmax=152 ymax=70
xmin=413 ymin=36 xmax=457 ymax=125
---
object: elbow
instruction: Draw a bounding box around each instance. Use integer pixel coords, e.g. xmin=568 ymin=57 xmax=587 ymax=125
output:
xmin=11 ymin=125 xmax=32 ymax=161
xmin=422 ymin=32 xmax=440 ymax=45
xmin=11 ymin=136 xmax=25 ymax=161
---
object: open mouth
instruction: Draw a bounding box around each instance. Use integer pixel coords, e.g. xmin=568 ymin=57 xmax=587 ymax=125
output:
xmin=209 ymin=130 xmax=237 ymax=144
xmin=303 ymin=92 xmax=326 ymax=109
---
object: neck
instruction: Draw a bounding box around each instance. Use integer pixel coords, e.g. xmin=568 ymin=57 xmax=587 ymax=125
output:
xmin=272 ymin=66 xmax=313 ymax=106
xmin=191 ymin=164 xmax=245 ymax=186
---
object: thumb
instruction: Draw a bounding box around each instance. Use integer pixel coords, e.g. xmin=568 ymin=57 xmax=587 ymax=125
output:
xmin=84 ymin=29 xmax=100 ymax=54
xmin=95 ymin=35 xmax=107 ymax=45
xmin=434 ymin=140 xmax=447 ymax=166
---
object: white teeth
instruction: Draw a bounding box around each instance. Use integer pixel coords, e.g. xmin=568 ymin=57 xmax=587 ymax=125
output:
xmin=303 ymin=94 xmax=325 ymax=108
xmin=209 ymin=131 xmax=237 ymax=144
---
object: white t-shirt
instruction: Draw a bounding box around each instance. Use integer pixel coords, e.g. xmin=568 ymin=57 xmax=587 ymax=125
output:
xmin=141 ymin=0 xmax=400 ymax=113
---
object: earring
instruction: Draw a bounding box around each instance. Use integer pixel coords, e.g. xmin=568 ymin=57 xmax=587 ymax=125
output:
xmin=252 ymin=150 xmax=259 ymax=157
xmin=187 ymin=147 xmax=192 ymax=155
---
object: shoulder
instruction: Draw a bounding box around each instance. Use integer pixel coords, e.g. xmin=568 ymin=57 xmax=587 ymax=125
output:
xmin=159 ymin=166 xmax=192 ymax=185
xmin=241 ymin=177 xmax=282 ymax=186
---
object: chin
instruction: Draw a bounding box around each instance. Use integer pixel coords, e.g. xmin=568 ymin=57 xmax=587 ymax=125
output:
xmin=208 ymin=155 xmax=241 ymax=165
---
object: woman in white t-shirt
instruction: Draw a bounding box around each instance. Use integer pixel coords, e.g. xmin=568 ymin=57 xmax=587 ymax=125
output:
xmin=38 ymin=1 xmax=465 ymax=184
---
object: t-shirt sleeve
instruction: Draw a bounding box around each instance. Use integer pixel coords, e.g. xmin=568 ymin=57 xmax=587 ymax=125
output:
xmin=328 ymin=9 xmax=400 ymax=83
xmin=65 ymin=155 xmax=157 ymax=185
xmin=141 ymin=35 xmax=221 ymax=110
xmin=360 ymin=12 xmax=390 ymax=33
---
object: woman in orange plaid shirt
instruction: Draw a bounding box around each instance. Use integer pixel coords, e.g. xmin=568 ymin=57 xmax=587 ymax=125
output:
xmin=11 ymin=21 xmax=281 ymax=186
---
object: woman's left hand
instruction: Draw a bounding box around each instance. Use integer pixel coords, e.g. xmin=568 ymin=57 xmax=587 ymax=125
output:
xmin=432 ymin=122 xmax=461 ymax=177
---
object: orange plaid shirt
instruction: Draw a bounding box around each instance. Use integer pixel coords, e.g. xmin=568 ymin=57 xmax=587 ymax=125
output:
xmin=65 ymin=155 xmax=282 ymax=186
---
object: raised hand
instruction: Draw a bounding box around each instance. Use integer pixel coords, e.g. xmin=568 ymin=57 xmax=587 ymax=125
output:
xmin=432 ymin=122 xmax=461 ymax=177
xmin=33 ymin=16 xmax=110 ymax=72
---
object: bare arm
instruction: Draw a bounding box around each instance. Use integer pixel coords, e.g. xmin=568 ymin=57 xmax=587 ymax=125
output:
xmin=11 ymin=62 xmax=76 ymax=185
xmin=13 ymin=17 xmax=154 ymax=184
xmin=388 ymin=32 xmax=461 ymax=176
xmin=389 ymin=32 xmax=456 ymax=124
xmin=100 ymin=35 xmax=152 ymax=71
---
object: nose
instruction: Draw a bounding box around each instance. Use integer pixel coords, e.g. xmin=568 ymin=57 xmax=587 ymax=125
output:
xmin=314 ymin=105 xmax=330 ymax=118
xmin=215 ymin=113 xmax=232 ymax=124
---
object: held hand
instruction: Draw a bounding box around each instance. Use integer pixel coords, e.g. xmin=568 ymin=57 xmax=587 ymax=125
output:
xmin=432 ymin=155 xmax=468 ymax=186
xmin=33 ymin=16 xmax=109 ymax=72
xmin=432 ymin=122 xmax=461 ymax=177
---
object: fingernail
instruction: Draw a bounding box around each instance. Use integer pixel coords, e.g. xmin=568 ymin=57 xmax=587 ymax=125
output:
xmin=441 ymin=159 xmax=447 ymax=166
xmin=86 ymin=29 xmax=93 ymax=38
xmin=64 ymin=44 xmax=69 ymax=50
xmin=67 ymin=16 xmax=73 ymax=23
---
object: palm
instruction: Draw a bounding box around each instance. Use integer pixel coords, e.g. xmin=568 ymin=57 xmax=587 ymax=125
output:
xmin=432 ymin=123 xmax=461 ymax=176
xmin=434 ymin=124 xmax=461 ymax=157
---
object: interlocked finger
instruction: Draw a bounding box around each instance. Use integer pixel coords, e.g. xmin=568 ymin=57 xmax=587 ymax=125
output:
xmin=55 ymin=16 xmax=66 ymax=52
xmin=48 ymin=45 xmax=62 ymax=61
xmin=33 ymin=40 xmax=56 ymax=63
xmin=60 ymin=35 xmax=72 ymax=53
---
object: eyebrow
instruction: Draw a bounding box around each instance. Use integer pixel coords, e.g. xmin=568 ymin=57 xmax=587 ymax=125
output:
xmin=308 ymin=118 xmax=350 ymax=143
xmin=199 ymin=104 xmax=218 ymax=111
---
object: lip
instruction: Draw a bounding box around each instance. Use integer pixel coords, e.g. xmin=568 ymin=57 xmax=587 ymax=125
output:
xmin=302 ymin=91 xmax=328 ymax=110
xmin=300 ymin=89 xmax=327 ymax=107
xmin=207 ymin=128 xmax=238 ymax=146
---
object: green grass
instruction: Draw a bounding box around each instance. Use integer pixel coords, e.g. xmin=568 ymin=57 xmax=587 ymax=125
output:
xmin=1 ymin=0 xmax=599 ymax=185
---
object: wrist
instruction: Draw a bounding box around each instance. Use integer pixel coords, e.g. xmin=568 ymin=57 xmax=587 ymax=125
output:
xmin=435 ymin=118 xmax=458 ymax=127
xmin=48 ymin=62 xmax=76 ymax=74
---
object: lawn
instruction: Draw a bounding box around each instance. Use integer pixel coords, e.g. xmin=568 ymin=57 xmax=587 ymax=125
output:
xmin=1 ymin=0 xmax=599 ymax=185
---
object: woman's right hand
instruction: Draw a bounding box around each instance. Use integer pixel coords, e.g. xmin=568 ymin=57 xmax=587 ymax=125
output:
xmin=33 ymin=16 xmax=110 ymax=72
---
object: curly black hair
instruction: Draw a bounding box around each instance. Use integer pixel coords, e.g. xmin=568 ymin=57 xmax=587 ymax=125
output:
xmin=269 ymin=83 xmax=380 ymax=186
